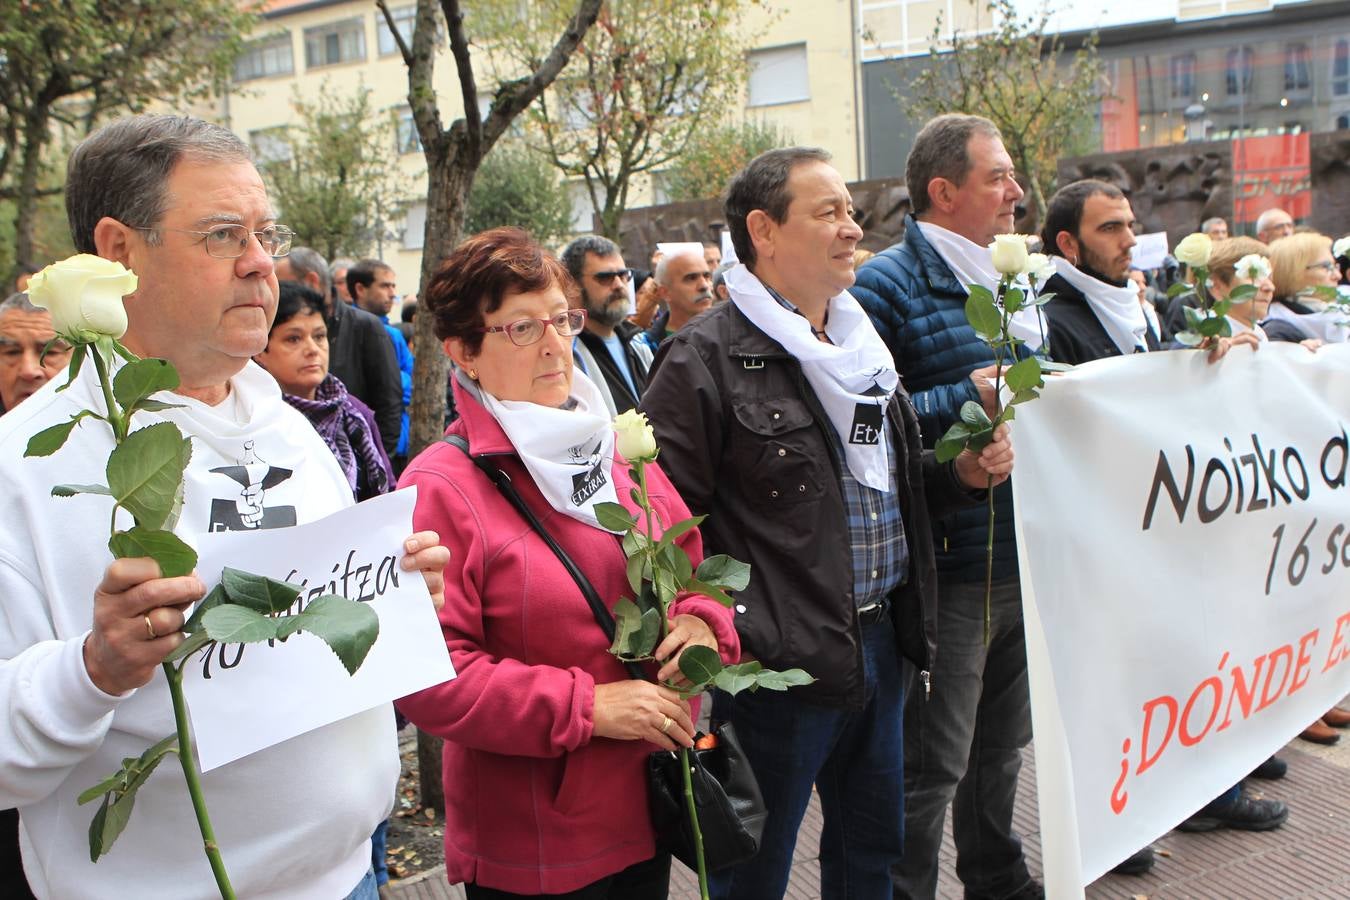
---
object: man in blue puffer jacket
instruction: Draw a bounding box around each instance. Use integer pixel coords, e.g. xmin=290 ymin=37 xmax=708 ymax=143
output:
xmin=852 ymin=113 xmax=1046 ymax=900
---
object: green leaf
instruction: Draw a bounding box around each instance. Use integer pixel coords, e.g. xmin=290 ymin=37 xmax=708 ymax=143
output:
xmin=935 ymin=421 xmax=973 ymax=463
xmin=1299 ymin=284 xmax=1340 ymax=303
xmin=1010 ymin=389 xmax=1040 ymax=406
xmin=134 ymin=399 xmax=187 ymax=413
xmin=1003 ymin=288 xmax=1025 ymax=313
xmin=1174 ymin=329 xmax=1204 ymax=347
xmin=279 ymin=594 xmax=380 ymax=675
xmin=1196 ymin=316 xmax=1229 ymax=338
xmin=1167 ymin=282 xmax=1193 ymax=299
xmin=1030 ymin=291 xmax=1056 ymax=306
xmin=25 ymin=410 xmax=99 ymax=458
xmin=51 ymin=482 xmax=113 ymax=498
xmin=55 ymin=343 xmax=86 ymax=393
xmin=1182 ymin=304 xmax=1206 ymax=330
xmin=609 ymin=597 xmax=661 ymax=660
xmin=654 ymin=514 xmax=705 ymax=552
xmin=1227 ymin=284 xmax=1258 ymax=302
xmin=655 ymin=541 xmax=693 ymax=586
xmin=110 ymin=340 xmax=140 ymax=364
xmin=112 ymin=358 xmax=180 ymax=413
xmin=1003 ymin=356 xmax=1043 ymax=394
xmin=625 ymin=553 xmax=649 ymax=596
xmin=959 ymin=400 xmax=991 ymax=430
xmin=751 ymin=668 xmax=816 ymax=691
xmin=713 ymin=661 xmax=763 ymax=696
xmin=677 ymin=644 xmax=723 ymax=687
xmin=685 ymin=578 xmax=735 ymax=608
xmin=1037 ymin=359 xmax=1073 ymax=373
xmin=693 ymin=554 xmax=751 ymax=592
xmin=183 ymin=584 xmax=228 ymax=633
xmin=219 ymin=567 xmax=302 ymax=615
xmin=80 ymin=733 xmax=178 ymax=861
xmin=108 ymin=527 xmax=197 ymax=578
xmin=594 ymin=501 xmax=636 ymax=534
xmin=621 ymin=528 xmax=649 ymax=557
xmin=653 ymin=566 xmax=678 ymax=607
xmin=162 ymin=629 xmax=213 ymax=665
xmin=966 ymin=427 xmax=996 ymax=454
xmin=201 ymin=605 xmax=280 ymax=645
xmin=965 ymin=290 xmax=1001 ymax=342
xmin=106 ymin=422 xmax=192 ymax=530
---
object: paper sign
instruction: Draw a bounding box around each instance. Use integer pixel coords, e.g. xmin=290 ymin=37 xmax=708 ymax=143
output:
xmin=1131 ymin=231 xmax=1170 ymax=271
xmin=183 ymin=488 xmax=454 ymax=771
xmin=1012 ymin=345 xmax=1350 ymax=895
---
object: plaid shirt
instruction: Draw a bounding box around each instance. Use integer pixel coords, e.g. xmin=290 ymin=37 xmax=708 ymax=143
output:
xmin=765 ymin=288 xmax=909 ymax=606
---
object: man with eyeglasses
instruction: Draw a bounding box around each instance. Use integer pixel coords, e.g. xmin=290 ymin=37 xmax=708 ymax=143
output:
xmin=1256 ymin=208 xmax=1295 ymax=245
xmin=0 ymin=114 xmax=449 ymax=899
xmin=560 ymin=235 xmax=653 ymax=416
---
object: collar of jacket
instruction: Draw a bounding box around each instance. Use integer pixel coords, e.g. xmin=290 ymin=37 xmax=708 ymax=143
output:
xmin=326 ymin=295 xmax=350 ymax=334
xmin=903 ymin=214 xmax=965 ymax=298
xmin=725 ymin=295 xmax=795 ymax=361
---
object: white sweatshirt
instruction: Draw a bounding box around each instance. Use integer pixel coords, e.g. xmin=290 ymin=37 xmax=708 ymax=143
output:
xmin=0 ymin=361 xmax=398 ymax=899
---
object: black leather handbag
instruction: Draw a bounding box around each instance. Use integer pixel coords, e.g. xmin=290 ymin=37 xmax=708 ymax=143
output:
xmin=442 ymin=434 xmax=766 ymax=872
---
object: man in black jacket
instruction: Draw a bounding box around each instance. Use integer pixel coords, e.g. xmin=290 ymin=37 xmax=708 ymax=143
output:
xmin=641 ymin=147 xmax=1013 ymax=900
xmin=276 ymin=247 xmax=402 ymax=455
xmin=560 ymin=235 xmax=654 ymax=415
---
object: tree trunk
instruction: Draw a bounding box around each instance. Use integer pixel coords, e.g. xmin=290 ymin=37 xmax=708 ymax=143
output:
xmin=12 ymin=109 xmax=51 ymax=274
xmin=416 ymin=728 xmax=444 ymax=811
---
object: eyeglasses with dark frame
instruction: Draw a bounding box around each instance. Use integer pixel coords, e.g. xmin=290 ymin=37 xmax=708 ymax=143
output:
xmin=589 ymin=268 xmax=633 ymax=284
xmin=133 ymin=223 xmax=295 ymax=259
xmin=1305 ymin=260 xmax=1337 ymax=272
xmin=477 ymin=309 xmax=588 ymax=347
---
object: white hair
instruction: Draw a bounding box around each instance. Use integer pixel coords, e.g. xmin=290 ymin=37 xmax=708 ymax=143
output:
xmin=654 ymin=247 xmax=705 ymax=286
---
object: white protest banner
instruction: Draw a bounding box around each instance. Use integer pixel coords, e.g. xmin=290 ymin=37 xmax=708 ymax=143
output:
xmin=183 ymin=488 xmax=455 ymax=771
xmin=1131 ymin=231 xmax=1170 ymax=271
xmin=1011 ymin=344 xmax=1350 ymax=895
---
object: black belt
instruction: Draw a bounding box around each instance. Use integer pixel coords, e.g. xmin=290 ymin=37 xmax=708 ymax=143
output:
xmin=857 ymin=599 xmax=891 ymax=626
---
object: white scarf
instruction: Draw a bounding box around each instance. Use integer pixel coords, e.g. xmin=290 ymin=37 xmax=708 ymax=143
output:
xmin=1263 ymin=301 xmax=1350 ymax=344
xmin=725 ymin=264 xmax=898 ymax=491
xmin=1052 ymin=257 xmax=1150 ymax=356
xmin=1226 ymin=316 xmax=1269 ymax=342
xmin=458 ymin=368 xmax=618 ymax=529
xmin=917 ymin=220 xmax=1048 ymax=351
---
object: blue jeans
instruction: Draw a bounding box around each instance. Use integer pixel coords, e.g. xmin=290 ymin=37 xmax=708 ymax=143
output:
xmin=372 ymin=819 xmax=389 ymax=885
xmin=893 ymin=577 xmax=1033 ymax=900
xmin=709 ymin=611 xmax=904 ymax=900
xmin=344 ymin=867 xmax=379 ymax=900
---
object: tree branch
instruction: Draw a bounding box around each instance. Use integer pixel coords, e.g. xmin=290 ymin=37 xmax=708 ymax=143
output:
xmin=376 ymin=0 xmax=414 ymax=67
xmin=440 ymin=0 xmax=482 ymax=159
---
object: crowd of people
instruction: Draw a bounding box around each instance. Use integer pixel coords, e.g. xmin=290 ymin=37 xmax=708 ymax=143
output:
xmin=0 ymin=108 xmax=1346 ymax=900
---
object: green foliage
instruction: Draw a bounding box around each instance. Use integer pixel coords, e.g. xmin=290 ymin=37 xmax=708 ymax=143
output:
xmin=465 ymin=142 xmax=577 ymax=246
xmin=108 ymin=527 xmax=198 ymax=579
xmin=261 ymin=83 xmax=415 ymax=262
xmin=112 ymin=359 xmax=180 ymax=413
xmin=25 ymin=410 xmax=101 ymax=458
xmin=78 ymin=733 xmax=179 ymax=862
xmin=106 ymin=423 xmax=193 ymax=532
xmin=896 ymin=0 xmax=1106 ymax=231
xmin=478 ymin=0 xmax=764 ymax=237
xmin=661 ymin=118 xmax=796 ymax=203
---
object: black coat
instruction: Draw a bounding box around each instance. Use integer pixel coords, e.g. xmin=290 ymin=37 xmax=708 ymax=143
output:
xmin=574 ymin=322 xmax=651 ymax=414
xmin=1043 ymin=272 xmax=1160 ymax=366
xmin=639 ymin=301 xmax=978 ymax=709
xmin=326 ymin=299 xmax=403 ymax=456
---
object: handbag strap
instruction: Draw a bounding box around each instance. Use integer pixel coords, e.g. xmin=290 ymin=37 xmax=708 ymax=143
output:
xmin=441 ymin=434 xmax=647 ymax=680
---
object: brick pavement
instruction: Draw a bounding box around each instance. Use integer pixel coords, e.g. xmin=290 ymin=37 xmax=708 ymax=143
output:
xmin=387 ymin=727 xmax=1350 ymax=900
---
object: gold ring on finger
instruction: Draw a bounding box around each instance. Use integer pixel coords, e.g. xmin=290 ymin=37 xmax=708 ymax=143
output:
xmin=660 ymin=715 xmax=673 ymax=735
xmin=144 ymin=614 xmax=158 ymax=640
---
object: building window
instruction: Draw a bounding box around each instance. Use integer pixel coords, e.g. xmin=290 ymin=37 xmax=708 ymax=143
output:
xmin=249 ymin=128 xmax=292 ymax=166
xmin=377 ymin=5 xmax=414 ymax=56
xmin=1226 ymin=46 xmax=1254 ymax=96
xmin=304 ymin=18 xmax=366 ymax=69
xmin=234 ymin=33 xmax=293 ymax=82
xmin=1338 ymin=113 xmax=1350 ymax=130
xmin=1169 ymin=54 xmax=1195 ymax=99
xmin=1284 ymin=43 xmax=1311 ymax=91
xmin=396 ymin=109 xmax=422 ymax=154
xmin=1334 ymin=39 xmax=1350 ymax=97
xmin=747 ymin=44 xmax=810 ymax=107
xmin=402 ymin=201 xmax=426 ymax=250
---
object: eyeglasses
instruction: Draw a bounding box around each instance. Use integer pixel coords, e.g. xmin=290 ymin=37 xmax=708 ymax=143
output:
xmin=589 ymin=268 xmax=632 ymax=284
xmin=478 ymin=309 xmax=587 ymax=347
xmin=1306 ymin=260 xmax=1337 ymax=272
xmin=134 ymin=223 xmax=295 ymax=259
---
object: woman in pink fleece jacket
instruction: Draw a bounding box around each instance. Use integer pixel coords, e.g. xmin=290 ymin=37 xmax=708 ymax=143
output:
xmin=396 ymin=228 xmax=740 ymax=899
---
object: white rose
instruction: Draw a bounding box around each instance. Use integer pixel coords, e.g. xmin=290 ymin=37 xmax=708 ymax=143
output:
xmin=25 ymin=254 xmax=135 ymax=341
xmin=989 ymin=234 xmax=1030 ymax=276
xmin=613 ymin=409 xmax=658 ymax=462
xmin=1234 ymin=254 xmax=1271 ymax=283
xmin=1024 ymin=252 xmax=1056 ymax=285
xmin=1173 ymin=233 xmax=1213 ymax=268
xmin=1333 ymin=236 xmax=1350 ymax=261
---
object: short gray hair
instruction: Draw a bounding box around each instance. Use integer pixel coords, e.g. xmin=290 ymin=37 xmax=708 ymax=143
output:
xmin=560 ymin=235 xmax=621 ymax=281
xmin=286 ymin=246 xmax=332 ymax=298
xmin=330 ymin=257 xmax=355 ymax=279
xmin=0 ymin=292 xmax=41 ymax=316
xmin=66 ymin=115 xmax=251 ymax=254
xmin=906 ymin=114 xmax=1002 ymax=217
xmin=1255 ymin=208 xmax=1291 ymax=233
xmin=725 ymin=147 xmax=833 ymax=269
xmin=654 ymin=246 xmax=705 ymax=286
xmin=1201 ymin=216 xmax=1227 ymax=233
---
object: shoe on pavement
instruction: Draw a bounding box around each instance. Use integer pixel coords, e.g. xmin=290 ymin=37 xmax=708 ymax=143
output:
xmin=1300 ymin=719 xmax=1340 ymax=744
xmin=1176 ymin=793 xmax=1289 ymax=833
xmin=1250 ymin=755 xmax=1288 ymax=780
xmin=1110 ymin=846 xmax=1155 ymax=876
xmin=1322 ymin=706 xmax=1350 ymax=728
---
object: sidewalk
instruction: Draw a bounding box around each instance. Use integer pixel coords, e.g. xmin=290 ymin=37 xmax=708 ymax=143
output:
xmin=388 ymin=731 xmax=1350 ymax=899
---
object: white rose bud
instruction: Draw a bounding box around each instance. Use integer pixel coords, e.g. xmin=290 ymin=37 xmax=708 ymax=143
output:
xmin=1234 ymin=254 xmax=1271 ymax=283
xmin=1173 ymin=233 xmax=1213 ymax=269
xmin=1025 ymin=252 xmax=1056 ymax=285
xmin=613 ymin=409 xmax=658 ymax=462
xmin=1333 ymin=236 xmax=1350 ymax=262
xmin=989 ymin=234 xmax=1030 ymax=276
xmin=25 ymin=254 xmax=135 ymax=342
